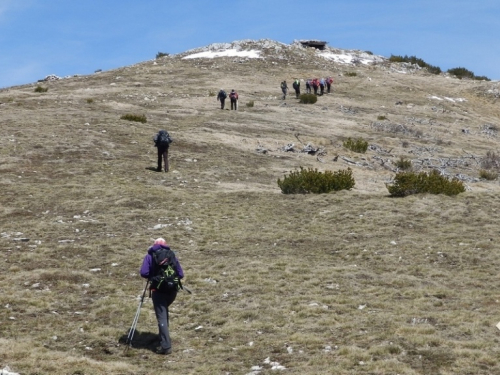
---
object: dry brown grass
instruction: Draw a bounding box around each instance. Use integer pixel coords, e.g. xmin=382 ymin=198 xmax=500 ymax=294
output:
xmin=1 ymin=43 xmax=500 ymax=374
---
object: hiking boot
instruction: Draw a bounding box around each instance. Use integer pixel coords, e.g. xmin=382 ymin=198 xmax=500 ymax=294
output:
xmin=155 ymin=347 xmax=172 ymax=355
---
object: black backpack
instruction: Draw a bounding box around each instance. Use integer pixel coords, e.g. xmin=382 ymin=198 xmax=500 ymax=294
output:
xmin=156 ymin=130 xmax=172 ymax=147
xmin=150 ymin=247 xmax=180 ymax=292
xmin=219 ymin=90 xmax=227 ymax=99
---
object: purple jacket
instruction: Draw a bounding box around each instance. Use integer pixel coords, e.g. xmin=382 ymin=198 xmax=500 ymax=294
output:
xmin=140 ymin=244 xmax=184 ymax=279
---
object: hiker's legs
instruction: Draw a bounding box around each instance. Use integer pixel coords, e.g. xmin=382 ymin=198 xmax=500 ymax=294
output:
xmin=157 ymin=146 xmax=166 ymax=171
xmin=231 ymin=99 xmax=236 ymax=110
xmin=152 ymin=291 xmax=177 ymax=350
xmin=282 ymin=88 xmax=286 ymax=100
xmin=327 ymin=83 xmax=331 ymax=93
xmin=295 ymin=88 xmax=300 ymax=98
xmin=220 ymin=98 xmax=225 ymax=109
xmin=162 ymin=148 xmax=169 ymax=172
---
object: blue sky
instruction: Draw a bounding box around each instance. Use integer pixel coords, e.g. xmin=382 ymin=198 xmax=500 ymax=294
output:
xmin=1 ymin=0 xmax=498 ymax=88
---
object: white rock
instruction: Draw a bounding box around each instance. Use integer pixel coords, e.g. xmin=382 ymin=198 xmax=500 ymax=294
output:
xmin=194 ymin=325 xmax=203 ymax=331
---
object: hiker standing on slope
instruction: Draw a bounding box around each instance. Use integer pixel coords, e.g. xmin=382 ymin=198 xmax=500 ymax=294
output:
xmin=319 ymin=78 xmax=325 ymax=95
xmin=140 ymin=238 xmax=184 ymax=355
xmin=153 ymin=130 xmax=172 ymax=172
xmin=326 ymin=76 xmax=333 ymax=93
xmin=305 ymin=79 xmax=312 ymax=94
xmin=280 ymin=80 xmax=288 ymax=100
xmin=292 ymin=79 xmax=300 ymax=99
xmin=229 ymin=89 xmax=239 ymax=110
xmin=311 ymin=78 xmax=319 ymax=95
xmin=217 ymin=89 xmax=227 ymax=109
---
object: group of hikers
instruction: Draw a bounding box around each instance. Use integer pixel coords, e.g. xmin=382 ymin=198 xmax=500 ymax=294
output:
xmin=216 ymin=88 xmax=239 ymax=110
xmin=281 ymin=77 xmax=334 ymax=99
xmin=144 ymin=73 xmax=336 ymax=355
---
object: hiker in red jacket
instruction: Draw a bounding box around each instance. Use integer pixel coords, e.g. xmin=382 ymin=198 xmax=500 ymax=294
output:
xmin=311 ymin=79 xmax=319 ymax=95
xmin=326 ymin=76 xmax=333 ymax=93
xmin=229 ymin=89 xmax=239 ymax=110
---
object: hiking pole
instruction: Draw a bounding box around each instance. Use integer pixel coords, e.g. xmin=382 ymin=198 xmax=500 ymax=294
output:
xmin=182 ymin=285 xmax=192 ymax=294
xmin=125 ymin=280 xmax=149 ymax=350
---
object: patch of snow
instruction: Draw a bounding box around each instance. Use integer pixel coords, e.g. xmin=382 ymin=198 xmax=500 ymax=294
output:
xmin=183 ymin=49 xmax=261 ymax=60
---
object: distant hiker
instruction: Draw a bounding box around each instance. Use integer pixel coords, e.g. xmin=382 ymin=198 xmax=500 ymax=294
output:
xmin=305 ymin=79 xmax=312 ymax=94
xmin=217 ymin=89 xmax=227 ymax=109
xmin=153 ymin=130 xmax=172 ymax=172
xmin=319 ymin=78 xmax=325 ymax=95
xmin=280 ymin=80 xmax=288 ymax=100
xmin=311 ymin=78 xmax=319 ymax=95
xmin=140 ymin=238 xmax=184 ymax=355
xmin=326 ymin=76 xmax=333 ymax=93
xmin=292 ymin=79 xmax=300 ymax=99
xmin=229 ymin=89 xmax=239 ymax=110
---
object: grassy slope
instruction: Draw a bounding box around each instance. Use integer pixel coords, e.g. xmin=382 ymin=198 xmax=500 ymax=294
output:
xmin=1 ymin=46 xmax=500 ymax=374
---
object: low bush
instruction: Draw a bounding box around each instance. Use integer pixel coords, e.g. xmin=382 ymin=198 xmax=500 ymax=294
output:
xmin=86 ymin=98 xmax=94 ymax=104
xmin=208 ymin=90 xmax=216 ymax=97
xmin=389 ymin=54 xmax=442 ymax=75
xmin=34 ymin=86 xmax=48 ymax=93
xmin=299 ymin=93 xmax=317 ymax=104
xmin=479 ymin=169 xmax=498 ymax=180
xmin=377 ymin=115 xmax=387 ymax=121
xmin=447 ymin=67 xmax=490 ymax=81
xmin=386 ymin=170 xmax=465 ymax=197
xmin=395 ymin=157 xmax=412 ymax=170
xmin=278 ymin=167 xmax=355 ymax=194
xmin=246 ymin=100 xmax=255 ymax=108
xmin=345 ymin=72 xmax=357 ymax=77
xmin=343 ymin=137 xmax=368 ymax=153
xmin=156 ymin=52 xmax=169 ymax=59
xmin=120 ymin=114 xmax=147 ymax=123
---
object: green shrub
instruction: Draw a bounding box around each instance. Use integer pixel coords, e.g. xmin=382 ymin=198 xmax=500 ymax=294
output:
xmin=299 ymin=93 xmax=317 ymax=104
xmin=386 ymin=170 xmax=465 ymax=197
xmin=395 ymin=157 xmax=412 ymax=170
xmin=343 ymin=137 xmax=368 ymax=153
xmin=156 ymin=52 xmax=169 ymax=59
xmin=389 ymin=54 xmax=442 ymax=75
xmin=34 ymin=86 xmax=48 ymax=93
xmin=120 ymin=114 xmax=147 ymax=123
xmin=447 ymin=67 xmax=490 ymax=81
xmin=345 ymin=72 xmax=357 ymax=77
xmin=479 ymin=169 xmax=498 ymax=180
xmin=208 ymin=90 xmax=216 ymax=97
xmin=377 ymin=115 xmax=387 ymax=121
xmin=278 ymin=167 xmax=355 ymax=194
xmin=246 ymin=100 xmax=255 ymax=108
xmin=86 ymin=98 xmax=94 ymax=104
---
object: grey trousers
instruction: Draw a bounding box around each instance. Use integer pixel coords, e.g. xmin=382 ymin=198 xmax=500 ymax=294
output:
xmin=152 ymin=290 xmax=177 ymax=350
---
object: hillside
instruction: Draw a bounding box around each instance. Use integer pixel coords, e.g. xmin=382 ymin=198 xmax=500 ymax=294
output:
xmin=1 ymin=39 xmax=500 ymax=374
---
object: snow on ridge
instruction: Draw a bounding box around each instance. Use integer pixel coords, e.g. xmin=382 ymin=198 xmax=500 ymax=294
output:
xmin=183 ymin=49 xmax=261 ymax=60
xmin=318 ymin=49 xmax=385 ymax=65
xmin=179 ymin=39 xmax=387 ymax=66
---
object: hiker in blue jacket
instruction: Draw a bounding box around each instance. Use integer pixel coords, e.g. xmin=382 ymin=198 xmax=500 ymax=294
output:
xmin=140 ymin=238 xmax=184 ymax=355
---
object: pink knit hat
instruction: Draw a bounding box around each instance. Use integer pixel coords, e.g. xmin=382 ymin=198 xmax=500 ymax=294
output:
xmin=154 ymin=238 xmax=167 ymax=245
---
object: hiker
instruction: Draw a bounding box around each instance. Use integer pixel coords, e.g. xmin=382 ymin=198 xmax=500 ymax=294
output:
xmin=217 ymin=89 xmax=227 ymax=109
xmin=326 ymin=76 xmax=333 ymax=93
xmin=229 ymin=89 xmax=239 ymax=110
xmin=280 ymin=80 xmax=288 ymax=100
xmin=311 ymin=78 xmax=319 ymax=95
xmin=153 ymin=130 xmax=172 ymax=172
xmin=140 ymin=238 xmax=184 ymax=355
xmin=292 ymin=79 xmax=300 ymax=99
xmin=305 ymin=79 xmax=312 ymax=94
xmin=319 ymin=78 xmax=325 ymax=95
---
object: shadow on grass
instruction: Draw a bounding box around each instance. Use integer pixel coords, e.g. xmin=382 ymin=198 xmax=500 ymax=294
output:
xmin=145 ymin=167 xmax=160 ymax=172
xmin=119 ymin=330 xmax=158 ymax=351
